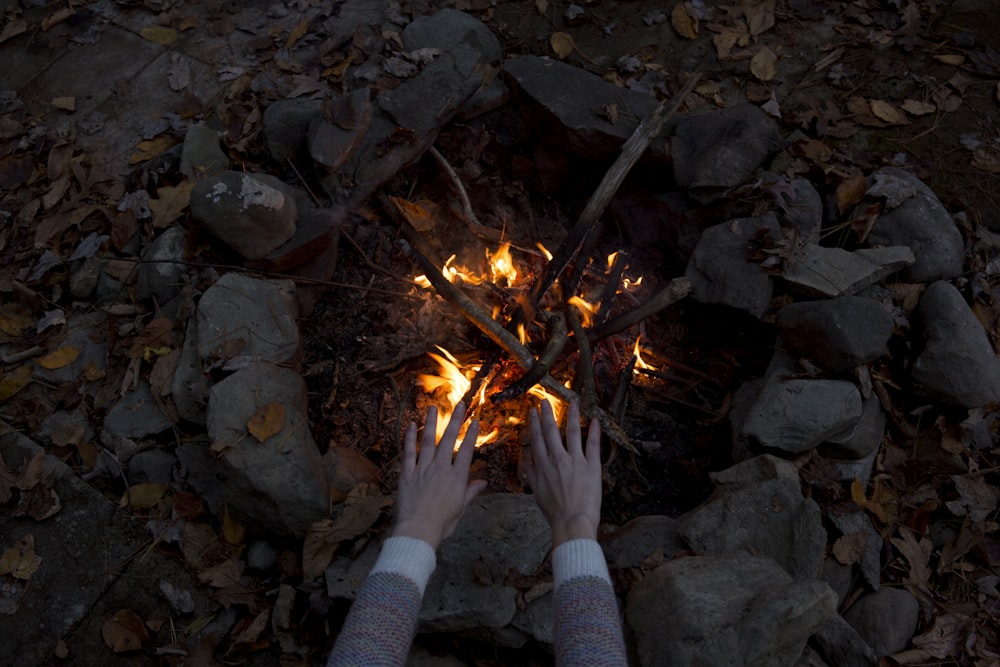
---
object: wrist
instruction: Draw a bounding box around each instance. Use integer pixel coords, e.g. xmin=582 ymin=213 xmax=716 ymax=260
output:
xmin=550 ymin=514 xmax=597 ymax=548
xmin=392 ymin=519 xmax=443 ymax=551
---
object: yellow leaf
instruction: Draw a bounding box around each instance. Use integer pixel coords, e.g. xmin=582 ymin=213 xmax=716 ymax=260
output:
xmin=247 ymin=401 xmax=286 ymax=442
xmin=119 ymin=483 xmax=168 ymax=510
xmin=101 ymin=609 xmax=148 ymax=653
xmin=51 ymin=97 xmax=76 ymax=112
xmin=550 ymin=32 xmax=575 ymax=60
xmin=222 ymin=505 xmax=246 ymax=545
xmin=148 ymin=182 xmax=194 ymax=229
xmin=130 ymin=136 xmax=177 ymax=165
xmin=750 ymin=46 xmax=778 ymax=82
xmin=285 ymin=18 xmax=309 ymax=49
xmin=390 ymin=196 xmax=437 ymax=232
xmin=35 ymin=345 xmax=79 ymax=370
xmin=851 ymin=478 xmax=868 ymax=508
xmin=139 ymin=25 xmax=178 ymax=45
xmin=670 ymin=3 xmax=698 ymax=40
xmin=870 ymin=99 xmax=903 ymax=124
xmin=0 ymin=306 xmax=34 ymax=338
xmin=0 ymin=533 xmax=42 ymax=580
xmin=933 ymin=54 xmax=964 ymax=66
xmin=0 ymin=365 xmax=33 ymax=403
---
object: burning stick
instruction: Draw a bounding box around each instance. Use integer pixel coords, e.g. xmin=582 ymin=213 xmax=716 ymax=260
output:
xmin=596 ymin=251 xmax=629 ymax=324
xmin=587 ymin=276 xmax=692 ymax=342
xmin=491 ymin=311 xmax=568 ymax=404
xmin=566 ymin=305 xmax=598 ymax=416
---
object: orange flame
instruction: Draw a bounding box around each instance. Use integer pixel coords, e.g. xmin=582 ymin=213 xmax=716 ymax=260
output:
xmin=487 ymin=242 xmax=518 ymax=285
xmin=568 ymin=296 xmax=598 ymax=327
xmin=632 ymin=337 xmax=655 ymax=373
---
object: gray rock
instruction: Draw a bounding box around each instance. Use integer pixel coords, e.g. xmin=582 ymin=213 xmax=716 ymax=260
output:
xmin=843 ymin=587 xmax=919 ymax=657
xmin=625 ymin=553 xmax=837 ymax=667
xmin=685 ymin=214 xmax=780 ymax=318
xmin=128 ymin=448 xmax=176 ymax=484
xmin=196 ymin=272 xmax=300 ymax=367
xmin=38 ymin=409 xmax=94 ymax=448
xmin=813 ymin=615 xmax=878 ymax=667
xmin=501 ymin=55 xmax=659 ymax=160
xmin=70 ymin=253 xmax=103 ymax=298
xmin=321 ymin=0 xmax=384 ymax=49
xmin=420 ymin=494 xmax=550 ymax=632
xmin=910 ymin=280 xmax=1000 ymax=408
xmin=246 ymin=540 xmax=278 ymax=571
xmin=822 ymin=394 xmax=885 ymax=460
xmin=104 ymin=381 xmax=173 ymax=440
xmin=796 ymin=645 xmax=833 ymax=667
xmin=137 ymin=226 xmax=187 ymax=304
xmin=206 ymin=363 xmax=329 ymax=538
xmin=326 ymin=537 xmax=382 ymax=600
xmin=408 ymin=645 xmax=470 ymax=666
xmin=510 ymin=591 xmax=553 ymax=646
xmin=781 ymin=177 xmax=824 ymax=244
xmin=263 ymin=98 xmax=322 ymax=165
xmin=402 ymin=8 xmax=502 ymax=63
xmin=677 ymin=455 xmax=827 ymax=581
xmin=830 ymin=444 xmax=879 ymax=485
xmin=820 ymin=556 xmax=855 ymax=605
xmin=179 ymin=123 xmax=227 ymax=179
xmin=176 ymin=440 xmax=223 ymax=514
xmin=32 ymin=311 xmax=107 ymax=385
xmin=827 ymin=508 xmax=881 ymax=590
xmin=776 ymin=297 xmax=894 ymax=373
xmin=742 ymin=377 xmax=862 ymax=454
xmin=247 ymin=205 xmax=346 ymax=272
xmin=783 ymin=245 xmax=915 ymax=298
xmin=308 ymin=89 xmax=372 ymax=171
xmin=172 ymin=316 xmax=209 ymax=424
xmin=865 ymin=167 xmax=964 ymax=281
xmin=603 ymin=515 xmax=686 ymax=570
xmin=190 ymin=171 xmax=297 ymax=260
xmin=672 ymin=105 xmax=783 ymax=190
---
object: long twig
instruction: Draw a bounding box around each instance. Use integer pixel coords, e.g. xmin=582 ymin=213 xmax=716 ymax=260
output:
xmin=429 ymin=146 xmax=504 ymax=244
xmin=588 ymin=277 xmax=692 ymax=341
xmin=566 ymin=305 xmax=598 ymax=416
xmin=491 ymin=311 xmax=567 ymax=404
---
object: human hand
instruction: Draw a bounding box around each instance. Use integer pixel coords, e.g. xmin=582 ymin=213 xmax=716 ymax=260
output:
xmin=524 ymin=399 xmax=602 ymax=548
xmin=392 ymin=403 xmax=487 ymax=550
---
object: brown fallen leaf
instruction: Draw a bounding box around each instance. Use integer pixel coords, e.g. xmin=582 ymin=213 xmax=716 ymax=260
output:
xmin=130 ymin=136 xmax=177 ymax=165
xmin=54 ymin=639 xmax=69 ymax=659
xmin=34 ymin=345 xmax=79 ymax=370
xmin=285 ymin=18 xmax=309 ymax=50
xmin=102 ymin=609 xmax=148 ymax=653
xmin=128 ymin=318 xmax=175 ymax=359
xmin=0 ymin=365 xmax=33 ymax=403
xmin=836 ymin=174 xmax=869 ymax=214
xmin=535 ymin=0 xmax=548 ymax=14
xmin=750 ymin=46 xmax=778 ymax=81
xmin=832 ymin=530 xmax=867 ymax=565
xmin=119 ymin=483 xmax=168 ymax=511
xmin=391 ymin=196 xmax=437 ymax=232
xmin=148 ymin=182 xmax=194 ymax=228
xmin=946 ymin=474 xmax=999 ymax=523
xmin=550 ymin=32 xmax=575 ymax=60
xmin=0 ymin=533 xmax=42 ymax=580
xmin=933 ymin=54 xmax=965 ymax=66
xmin=17 ymin=449 xmax=45 ymax=491
xmin=870 ymin=99 xmax=904 ymax=124
xmin=168 ymin=53 xmax=191 ymax=92
xmin=41 ymin=7 xmax=74 ymax=31
xmin=302 ymin=485 xmax=393 ymax=580
xmin=51 ymin=97 xmax=75 ymax=112
xmin=198 ymin=558 xmax=242 ymax=588
xmin=670 ymin=3 xmax=698 ymax=39
xmin=890 ymin=525 xmax=932 ymax=586
xmin=745 ymin=0 xmax=776 ymax=36
xmin=139 ymin=25 xmax=177 ymax=45
xmin=247 ymin=401 xmax=286 ymax=443
xmin=0 ymin=19 xmax=27 ymax=43
xmin=910 ymin=613 xmax=971 ymax=660
xmin=222 ymin=505 xmax=247 ymax=545
xmin=230 ymin=609 xmax=270 ymax=647
xmin=0 ymin=453 xmax=17 ymax=503
xmin=900 ymin=99 xmax=936 ymax=116
xmin=971 ymin=147 xmax=1000 ymax=174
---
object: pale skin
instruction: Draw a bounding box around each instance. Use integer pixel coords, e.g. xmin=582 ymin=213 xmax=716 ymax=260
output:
xmin=392 ymin=399 xmax=602 ymax=551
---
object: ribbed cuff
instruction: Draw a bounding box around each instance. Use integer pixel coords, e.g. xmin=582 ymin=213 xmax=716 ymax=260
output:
xmin=552 ymin=538 xmax=611 ymax=589
xmin=369 ymin=536 xmax=437 ymax=595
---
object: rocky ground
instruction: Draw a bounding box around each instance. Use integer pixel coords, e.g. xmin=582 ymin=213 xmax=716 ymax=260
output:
xmin=1 ymin=0 xmax=999 ymax=665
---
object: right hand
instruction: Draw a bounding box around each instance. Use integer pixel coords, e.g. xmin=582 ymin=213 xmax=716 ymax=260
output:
xmin=524 ymin=399 xmax=603 ymax=548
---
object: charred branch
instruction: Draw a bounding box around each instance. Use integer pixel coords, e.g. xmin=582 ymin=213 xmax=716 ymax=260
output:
xmin=491 ymin=311 xmax=568 ymax=404
xmin=588 ymin=276 xmax=692 ymax=342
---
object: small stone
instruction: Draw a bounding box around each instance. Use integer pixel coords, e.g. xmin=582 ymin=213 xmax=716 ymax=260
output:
xmin=196 ymin=272 xmax=300 ymax=367
xmin=603 ymin=515 xmax=686 ymax=570
xmin=190 ymin=171 xmax=297 ymax=260
xmin=813 ymin=615 xmax=879 ymax=667
xmin=247 ymin=207 xmax=346 ymax=273
xmin=783 ymin=245 xmax=915 ymax=298
xmin=402 ymin=8 xmax=502 ymax=63
xmin=827 ymin=508 xmax=881 ymax=590
xmin=684 ymin=214 xmax=780 ymax=318
xmin=262 ymin=98 xmax=322 ymax=164
xmin=742 ymin=378 xmax=862 ymax=454
xmin=171 ymin=317 xmax=209 ymax=425
xmin=246 ymin=540 xmax=278 ymax=571
xmin=179 ymin=124 xmax=227 ymax=179
xmin=105 ymin=382 xmax=173 ymax=440
xmin=137 ymin=227 xmax=187 ymax=304
xmin=781 ymin=177 xmax=824 ymax=244
xmin=865 ymin=167 xmax=964 ymax=281
xmin=843 ymin=587 xmax=919 ymax=657
xmin=308 ymin=89 xmax=372 ymax=171
xmin=776 ymin=297 xmax=894 ymax=373
xmin=32 ymin=312 xmax=106 ymax=386
xmin=910 ymin=281 xmax=1000 ymax=408
xmin=822 ymin=394 xmax=885 ymax=460
xmin=70 ymin=254 xmax=104 ymax=298
xmin=672 ymin=105 xmax=783 ymax=190
xmin=128 ymin=448 xmax=177 ymax=484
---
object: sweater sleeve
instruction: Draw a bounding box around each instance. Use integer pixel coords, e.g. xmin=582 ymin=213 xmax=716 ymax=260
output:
xmin=327 ymin=536 xmax=436 ymax=667
xmin=552 ymin=539 xmax=628 ymax=667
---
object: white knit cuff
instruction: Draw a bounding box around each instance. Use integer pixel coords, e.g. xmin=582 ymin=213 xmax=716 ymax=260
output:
xmin=552 ymin=538 xmax=612 ymax=589
xmin=369 ymin=536 xmax=437 ymax=595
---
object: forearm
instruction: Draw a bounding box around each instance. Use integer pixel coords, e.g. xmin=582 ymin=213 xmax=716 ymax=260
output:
xmin=552 ymin=539 xmax=628 ymax=667
xmin=327 ymin=537 xmax=435 ymax=667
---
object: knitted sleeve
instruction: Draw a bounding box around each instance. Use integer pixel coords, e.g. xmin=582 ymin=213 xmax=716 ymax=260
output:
xmin=552 ymin=539 xmax=628 ymax=667
xmin=327 ymin=536 xmax=436 ymax=667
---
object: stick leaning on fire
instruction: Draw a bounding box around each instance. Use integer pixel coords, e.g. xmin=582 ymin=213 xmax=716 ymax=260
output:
xmin=386 ymin=73 xmax=702 ymax=454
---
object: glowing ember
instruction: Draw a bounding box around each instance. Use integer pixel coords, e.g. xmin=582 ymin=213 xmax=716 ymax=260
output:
xmin=622 ymin=276 xmax=643 ymax=290
xmin=487 ymin=242 xmax=518 ymax=285
xmin=632 ymin=336 xmax=656 ymax=372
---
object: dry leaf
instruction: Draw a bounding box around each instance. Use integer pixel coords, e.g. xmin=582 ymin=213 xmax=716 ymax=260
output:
xmin=0 ymin=365 xmax=33 ymax=403
xmin=198 ymin=559 xmax=242 ymax=588
xmin=17 ymin=449 xmax=45 ymax=491
xmin=139 ymin=25 xmax=178 ymax=45
xmin=130 ymin=136 xmax=177 ymax=165
xmin=850 ymin=478 xmax=868 ymax=508
xmin=900 ymin=99 xmax=936 ymax=116
xmin=535 ymin=0 xmax=548 ymax=14
xmin=391 ymin=196 xmax=437 ymax=232
xmin=51 ymin=97 xmax=76 ymax=112
xmin=222 ymin=505 xmax=246 ymax=545
xmin=910 ymin=613 xmax=971 ymax=660
xmin=168 ymin=53 xmax=191 ymax=92
xmin=148 ymin=182 xmax=194 ymax=228
xmin=231 ymin=609 xmax=270 ymax=647
xmin=836 ymin=174 xmax=869 ymax=213
xmin=119 ymin=483 xmax=168 ymax=510
xmin=971 ymin=147 xmax=1000 ymax=173
xmin=302 ymin=489 xmax=392 ymax=579
xmin=0 ymin=19 xmax=28 ymax=43
xmin=41 ymin=7 xmax=74 ymax=31
xmin=745 ymin=0 xmax=776 ymax=36
xmin=833 ymin=530 xmax=867 ymax=565
xmin=247 ymin=401 xmax=286 ymax=442
xmin=0 ymin=533 xmax=42 ymax=579
xmin=102 ymin=609 xmax=148 ymax=653
xmin=670 ymin=3 xmax=698 ymax=39
xmin=54 ymin=639 xmax=69 ymax=659
xmin=946 ymin=475 xmax=1000 ymax=523
xmin=35 ymin=345 xmax=79 ymax=370
xmin=870 ymin=99 xmax=903 ymax=124
xmin=0 ymin=453 xmax=17 ymax=503
xmin=285 ymin=18 xmax=309 ymax=50
xmin=890 ymin=526 xmax=932 ymax=586
xmin=750 ymin=46 xmax=778 ymax=82
xmin=933 ymin=54 xmax=965 ymax=66
xmin=550 ymin=32 xmax=575 ymax=60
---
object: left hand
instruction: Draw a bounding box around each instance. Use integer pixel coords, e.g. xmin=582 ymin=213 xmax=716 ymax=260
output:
xmin=392 ymin=403 xmax=487 ymax=550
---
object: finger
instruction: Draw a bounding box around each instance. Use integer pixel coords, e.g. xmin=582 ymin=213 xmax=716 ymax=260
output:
xmin=463 ymin=479 xmax=487 ymax=506
xmin=529 ymin=406 xmax=550 ymax=466
xmin=402 ymin=422 xmax=418 ymax=475
xmin=437 ymin=402 xmax=466 ymax=464
xmin=540 ymin=399 xmax=566 ymax=457
xmin=420 ymin=406 xmax=439 ymax=467
xmin=565 ymin=401 xmax=583 ymax=457
xmin=454 ymin=418 xmax=479 ymax=470
xmin=585 ymin=419 xmax=602 ymax=469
